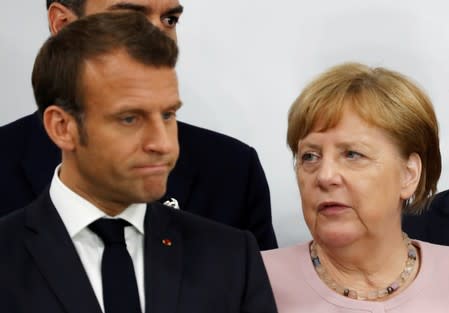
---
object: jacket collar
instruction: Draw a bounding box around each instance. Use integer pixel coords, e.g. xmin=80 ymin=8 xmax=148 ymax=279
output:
xmin=25 ymin=192 xmax=184 ymax=313
xmin=24 ymin=190 xmax=102 ymax=313
xmin=144 ymin=202 xmax=183 ymax=313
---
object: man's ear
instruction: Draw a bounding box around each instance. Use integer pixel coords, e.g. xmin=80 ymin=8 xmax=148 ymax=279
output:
xmin=48 ymin=2 xmax=79 ymax=35
xmin=43 ymin=106 xmax=79 ymax=151
xmin=400 ymin=152 xmax=422 ymax=200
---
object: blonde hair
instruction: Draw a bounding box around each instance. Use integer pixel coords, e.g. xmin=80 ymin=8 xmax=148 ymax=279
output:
xmin=287 ymin=62 xmax=441 ymax=214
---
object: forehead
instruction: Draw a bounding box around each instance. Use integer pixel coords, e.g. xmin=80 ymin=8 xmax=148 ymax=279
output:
xmin=304 ymin=95 xmax=384 ymax=138
xmin=82 ymin=51 xmax=179 ymax=102
xmin=304 ymin=108 xmax=358 ymax=138
xmin=84 ymin=0 xmax=181 ymax=14
xmin=302 ymin=107 xmax=399 ymax=150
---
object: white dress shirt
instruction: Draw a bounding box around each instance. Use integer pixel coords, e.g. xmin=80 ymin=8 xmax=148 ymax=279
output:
xmin=49 ymin=165 xmax=146 ymax=313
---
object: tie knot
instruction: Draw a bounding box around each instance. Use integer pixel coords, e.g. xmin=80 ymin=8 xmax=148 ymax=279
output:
xmin=88 ymin=218 xmax=130 ymax=245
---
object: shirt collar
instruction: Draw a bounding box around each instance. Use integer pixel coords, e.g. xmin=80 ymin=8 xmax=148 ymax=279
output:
xmin=49 ymin=164 xmax=146 ymax=238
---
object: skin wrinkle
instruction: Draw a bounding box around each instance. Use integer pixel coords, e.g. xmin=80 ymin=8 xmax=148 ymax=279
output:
xmin=314 ymin=239 xmax=409 ymax=291
xmin=285 ymin=63 xmax=437 ymax=302
xmin=297 ymin=106 xmax=420 ymax=295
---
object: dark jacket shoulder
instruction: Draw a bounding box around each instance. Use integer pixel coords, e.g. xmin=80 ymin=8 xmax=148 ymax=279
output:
xmin=402 ymin=189 xmax=449 ymax=244
xmin=178 ymin=121 xmax=251 ymax=147
xmin=177 ymin=121 xmax=255 ymax=163
xmin=0 ymin=113 xmax=37 ymax=154
xmin=429 ymin=189 xmax=449 ymax=214
xmin=0 ymin=113 xmax=59 ymax=215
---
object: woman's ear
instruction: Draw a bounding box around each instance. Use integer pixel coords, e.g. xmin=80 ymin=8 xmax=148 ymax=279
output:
xmin=400 ymin=152 xmax=422 ymax=200
xmin=43 ymin=106 xmax=79 ymax=151
xmin=48 ymin=2 xmax=79 ymax=35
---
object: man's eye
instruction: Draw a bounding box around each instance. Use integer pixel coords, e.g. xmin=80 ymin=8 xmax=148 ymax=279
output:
xmin=121 ymin=116 xmax=137 ymax=125
xmin=162 ymin=16 xmax=180 ymax=27
xmin=162 ymin=111 xmax=176 ymax=121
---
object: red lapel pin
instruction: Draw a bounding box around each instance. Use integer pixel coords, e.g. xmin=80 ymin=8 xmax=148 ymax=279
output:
xmin=162 ymin=239 xmax=173 ymax=247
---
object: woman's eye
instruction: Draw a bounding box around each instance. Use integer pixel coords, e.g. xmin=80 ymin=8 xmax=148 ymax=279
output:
xmin=345 ymin=150 xmax=363 ymax=159
xmin=301 ymin=152 xmax=319 ymax=163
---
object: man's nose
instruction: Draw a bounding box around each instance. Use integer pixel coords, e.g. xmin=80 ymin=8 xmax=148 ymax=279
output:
xmin=142 ymin=118 xmax=177 ymax=154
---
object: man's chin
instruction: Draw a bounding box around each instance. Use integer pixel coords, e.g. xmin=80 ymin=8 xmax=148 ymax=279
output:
xmin=139 ymin=185 xmax=167 ymax=203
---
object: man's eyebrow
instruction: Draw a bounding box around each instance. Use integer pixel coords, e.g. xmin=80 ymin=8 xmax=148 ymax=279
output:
xmin=163 ymin=5 xmax=184 ymax=16
xmin=107 ymin=3 xmax=184 ymax=16
xmin=297 ymin=142 xmax=321 ymax=152
xmin=111 ymin=101 xmax=183 ymax=116
xmin=171 ymin=101 xmax=183 ymax=111
xmin=108 ymin=3 xmax=149 ymax=14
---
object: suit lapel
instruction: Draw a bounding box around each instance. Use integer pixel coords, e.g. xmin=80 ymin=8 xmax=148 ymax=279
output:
xmin=21 ymin=112 xmax=61 ymax=196
xmin=24 ymin=192 xmax=102 ymax=313
xmin=144 ymin=203 xmax=183 ymax=313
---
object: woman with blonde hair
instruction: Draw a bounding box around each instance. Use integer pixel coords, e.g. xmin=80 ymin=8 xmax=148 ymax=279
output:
xmin=263 ymin=62 xmax=449 ymax=312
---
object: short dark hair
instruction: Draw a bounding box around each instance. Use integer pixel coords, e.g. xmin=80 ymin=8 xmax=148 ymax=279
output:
xmin=47 ymin=0 xmax=86 ymax=17
xmin=32 ymin=11 xmax=178 ymax=129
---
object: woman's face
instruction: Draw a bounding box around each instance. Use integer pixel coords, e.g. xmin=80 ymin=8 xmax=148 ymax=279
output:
xmin=296 ymin=107 xmax=420 ymax=248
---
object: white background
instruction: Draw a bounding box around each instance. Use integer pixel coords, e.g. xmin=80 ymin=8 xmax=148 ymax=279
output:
xmin=1 ymin=1 xmax=448 ymax=246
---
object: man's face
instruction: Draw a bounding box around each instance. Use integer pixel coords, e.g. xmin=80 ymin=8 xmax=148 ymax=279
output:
xmin=83 ymin=0 xmax=183 ymax=40
xmin=61 ymin=51 xmax=181 ymax=214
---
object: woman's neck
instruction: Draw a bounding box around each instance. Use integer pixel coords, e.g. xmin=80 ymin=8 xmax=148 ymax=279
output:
xmin=313 ymin=230 xmax=414 ymax=296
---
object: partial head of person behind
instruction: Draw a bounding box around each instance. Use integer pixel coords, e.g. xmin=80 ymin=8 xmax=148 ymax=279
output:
xmin=47 ymin=0 xmax=84 ymax=17
xmin=287 ymin=62 xmax=441 ymax=214
xmin=46 ymin=0 xmax=183 ymax=40
xmin=32 ymin=11 xmax=181 ymax=215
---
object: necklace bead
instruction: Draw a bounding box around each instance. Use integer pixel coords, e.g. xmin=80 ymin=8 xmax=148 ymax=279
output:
xmin=310 ymin=233 xmax=417 ymax=301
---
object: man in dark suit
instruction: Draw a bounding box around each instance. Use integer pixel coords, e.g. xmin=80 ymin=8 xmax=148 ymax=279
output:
xmin=402 ymin=190 xmax=449 ymax=245
xmin=0 ymin=0 xmax=277 ymax=250
xmin=0 ymin=12 xmax=277 ymax=312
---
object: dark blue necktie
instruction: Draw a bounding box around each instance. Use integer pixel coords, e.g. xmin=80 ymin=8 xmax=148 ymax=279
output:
xmin=89 ymin=218 xmax=142 ymax=313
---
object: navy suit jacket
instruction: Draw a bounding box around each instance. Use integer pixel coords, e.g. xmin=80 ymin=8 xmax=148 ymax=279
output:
xmin=0 ymin=191 xmax=278 ymax=313
xmin=0 ymin=112 xmax=277 ymax=250
xmin=402 ymin=189 xmax=449 ymax=245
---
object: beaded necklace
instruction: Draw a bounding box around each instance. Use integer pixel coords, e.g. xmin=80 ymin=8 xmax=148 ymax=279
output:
xmin=310 ymin=233 xmax=417 ymax=300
